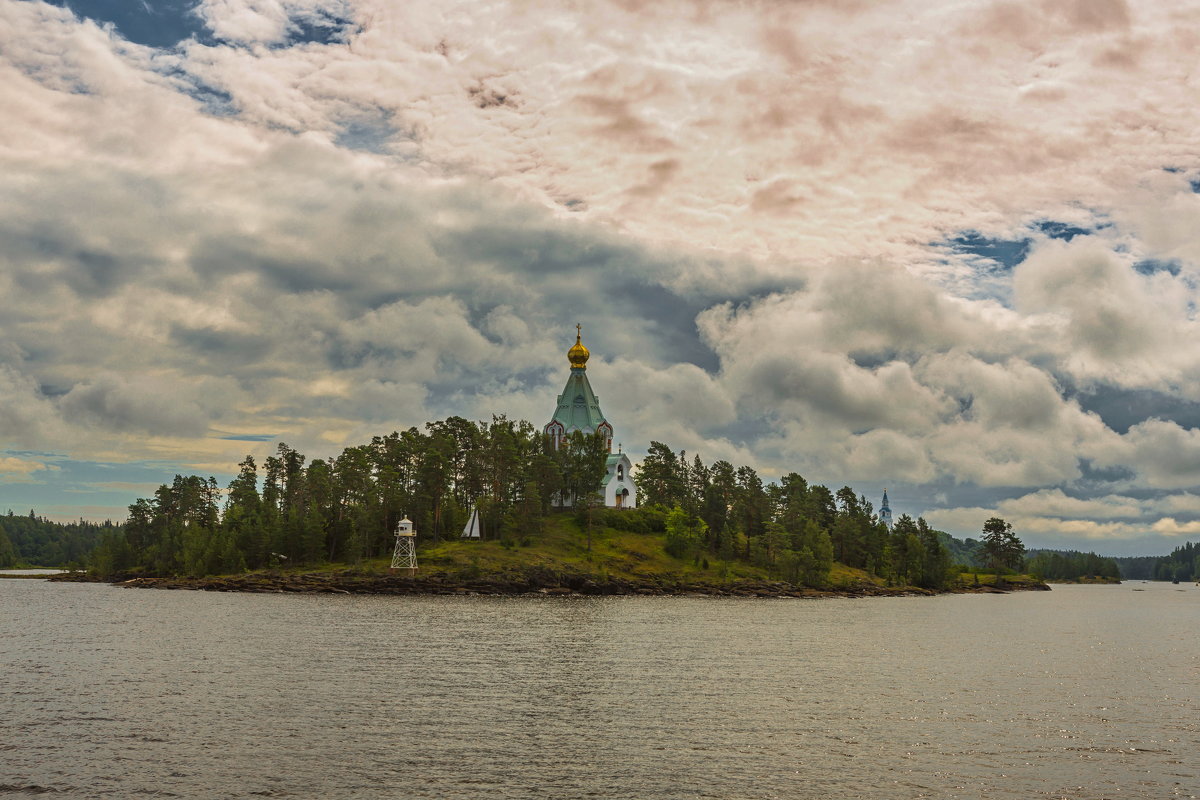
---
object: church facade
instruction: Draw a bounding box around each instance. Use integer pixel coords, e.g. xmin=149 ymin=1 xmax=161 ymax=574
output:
xmin=544 ymin=326 xmax=638 ymax=509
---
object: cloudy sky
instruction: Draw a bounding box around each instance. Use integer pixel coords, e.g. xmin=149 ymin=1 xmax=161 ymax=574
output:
xmin=4 ymin=0 xmax=1200 ymax=554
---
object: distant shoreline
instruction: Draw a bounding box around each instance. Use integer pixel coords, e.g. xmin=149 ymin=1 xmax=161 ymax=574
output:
xmin=1044 ymin=576 xmax=1122 ymax=585
xmin=49 ymin=570 xmax=1053 ymax=598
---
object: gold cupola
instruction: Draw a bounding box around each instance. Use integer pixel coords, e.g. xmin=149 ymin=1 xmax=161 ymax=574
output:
xmin=567 ymin=323 xmax=589 ymax=369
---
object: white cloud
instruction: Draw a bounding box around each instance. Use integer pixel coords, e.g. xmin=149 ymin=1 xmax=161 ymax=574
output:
xmin=196 ymin=0 xmax=353 ymax=46
xmin=1090 ymin=418 xmax=1200 ymax=490
xmin=1012 ymin=236 xmax=1200 ymax=393
xmin=1150 ymin=517 xmax=1200 ymax=537
xmin=0 ymin=456 xmax=56 ymax=483
xmin=996 ymin=489 xmax=1145 ymax=520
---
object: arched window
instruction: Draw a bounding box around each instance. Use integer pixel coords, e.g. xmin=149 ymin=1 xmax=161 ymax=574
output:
xmin=617 ymin=463 xmax=624 ymax=481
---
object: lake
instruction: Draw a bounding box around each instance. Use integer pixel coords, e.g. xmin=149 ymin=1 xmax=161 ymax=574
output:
xmin=2 ymin=580 xmax=1197 ymax=799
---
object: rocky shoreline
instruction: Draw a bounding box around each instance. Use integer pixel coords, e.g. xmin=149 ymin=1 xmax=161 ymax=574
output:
xmin=49 ymin=570 xmax=1051 ymax=598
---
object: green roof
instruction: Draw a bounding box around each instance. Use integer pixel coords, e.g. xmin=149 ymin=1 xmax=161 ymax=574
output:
xmin=600 ymin=453 xmax=627 ymax=486
xmin=547 ymin=367 xmax=608 ymax=434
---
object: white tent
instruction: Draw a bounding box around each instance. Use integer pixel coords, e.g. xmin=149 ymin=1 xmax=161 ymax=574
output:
xmin=461 ymin=506 xmax=482 ymax=539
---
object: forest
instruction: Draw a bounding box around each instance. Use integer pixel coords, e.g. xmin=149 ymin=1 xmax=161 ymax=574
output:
xmin=1024 ymin=549 xmax=1120 ymax=582
xmin=1146 ymin=541 xmax=1200 ymax=582
xmin=1110 ymin=555 xmax=1159 ymax=581
xmin=88 ymin=415 xmax=961 ymax=589
xmin=0 ymin=512 xmax=117 ymax=569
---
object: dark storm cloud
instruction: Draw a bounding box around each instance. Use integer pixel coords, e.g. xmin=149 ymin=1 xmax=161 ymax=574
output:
xmin=58 ymin=375 xmax=218 ymax=437
xmin=1075 ymin=387 xmax=1200 ymax=435
xmin=169 ymin=323 xmax=272 ymax=363
xmin=0 ymin=173 xmax=169 ymax=298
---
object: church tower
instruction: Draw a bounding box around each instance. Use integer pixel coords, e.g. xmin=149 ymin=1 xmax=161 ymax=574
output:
xmin=544 ymin=324 xmax=613 ymax=451
xmin=879 ymin=489 xmax=893 ymax=530
xmin=544 ymin=325 xmax=636 ymax=508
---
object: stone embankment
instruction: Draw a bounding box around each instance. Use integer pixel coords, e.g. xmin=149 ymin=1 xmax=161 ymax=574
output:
xmin=51 ymin=570 xmax=1050 ymax=597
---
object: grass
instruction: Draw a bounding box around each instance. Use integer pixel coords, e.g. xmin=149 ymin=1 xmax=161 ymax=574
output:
xmin=827 ymin=563 xmax=885 ymax=589
xmin=955 ymin=571 xmax=1047 ymax=588
xmin=411 ymin=515 xmax=773 ymax=585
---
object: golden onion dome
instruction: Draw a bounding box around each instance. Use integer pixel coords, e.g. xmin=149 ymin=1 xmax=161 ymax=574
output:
xmin=567 ymin=324 xmax=589 ymax=369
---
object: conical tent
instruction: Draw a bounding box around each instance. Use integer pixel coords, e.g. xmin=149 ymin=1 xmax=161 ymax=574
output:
xmin=462 ymin=506 xmax=481 ymax=539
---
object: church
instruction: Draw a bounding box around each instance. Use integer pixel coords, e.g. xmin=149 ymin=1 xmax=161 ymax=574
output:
xmin=879 ymin=489 xmax=893 ymax=530
xmin=544 ymin=326 xmax=638 ymax=508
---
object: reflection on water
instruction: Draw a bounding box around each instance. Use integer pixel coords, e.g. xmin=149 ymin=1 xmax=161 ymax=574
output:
xmin=2 ymin=581 xmax=1198 ymax=799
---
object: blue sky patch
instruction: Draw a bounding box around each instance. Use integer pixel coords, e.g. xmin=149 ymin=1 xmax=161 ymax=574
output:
xmin=278 ymin=10 xmax=356 ymax=48
xmin=176 ymin=77 xmax=237 ymax=116
xmin=1133 ymin=258 xmax=1182 ymax=276
xmin=1034 ymin=220 xmax=1091 ymax=241
xmin=335 ymin=111 xmax=395 ymax=154
xmin=50 ymin=0 xmax=209 ymax=49
xmin=48 ymin=0 xmax=356 ymax=50
xmin=949 ymin=232 xmax=1031 ymax=270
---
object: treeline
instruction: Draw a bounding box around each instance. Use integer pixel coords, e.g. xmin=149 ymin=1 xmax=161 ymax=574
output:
xmin=90 ymin=417 xmax=957 ymax=589
xmin=939 ymin=533 xmax=983 ymax=568
xmin=639 ymin=442 xmax=955 ymax=588
xmin=0 ymin=511 xmax=117 ymax=568
xmin=1111 ymin=555 xmax=1157 ymax=581
xmin=1025 ymin=549 xmax=1120 ymax=581
xmin=92 ymin=416 xmax=609 ymax=578
xmin=1106 ymin=542 xmax=1200 ymax=582
xmin=1149 ymin=541 xmax=1200 ymax=582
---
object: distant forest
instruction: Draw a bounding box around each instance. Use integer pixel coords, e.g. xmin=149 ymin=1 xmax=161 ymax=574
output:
xmin=1141 ymin=541 xmax=1200 ymax=582
xmin=1110 ymin=543 xmax=1200 ymax=582
xmin=1024 ymin=549 xmax=1120 ymax=581
xmin=1110 ymin=555 xmax=1160 ymax=581
xmin=0 ymin=511 xmax=118 ymax=568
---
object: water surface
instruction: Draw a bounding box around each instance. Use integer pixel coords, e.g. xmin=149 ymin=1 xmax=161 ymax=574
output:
xmin=3 ymin=581 xmax=1197 ymax=798
xmin=0 ymin=569 xmax=69 ymax=576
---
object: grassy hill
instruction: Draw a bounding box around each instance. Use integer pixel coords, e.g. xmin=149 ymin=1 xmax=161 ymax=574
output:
xmin=417 ymin=514 xmax=776 ymax=584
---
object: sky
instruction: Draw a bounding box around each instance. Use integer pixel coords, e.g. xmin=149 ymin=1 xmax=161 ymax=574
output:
xmin=4 ymin=0 xmax=1200 ymax=555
